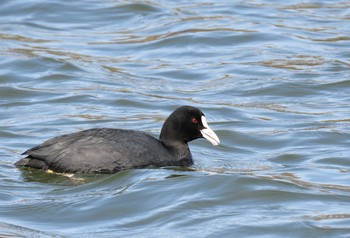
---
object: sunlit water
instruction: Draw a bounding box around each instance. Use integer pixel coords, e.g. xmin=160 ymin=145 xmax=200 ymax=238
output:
xmin=0 ymin=0 xmax=350 ymax=237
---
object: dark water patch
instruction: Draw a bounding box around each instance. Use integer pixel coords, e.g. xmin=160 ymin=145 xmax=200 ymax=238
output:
xmin=0 ymin=221 xmax=62 ymax=238
xmin=0 ymin=32 xmax=51 ymax=43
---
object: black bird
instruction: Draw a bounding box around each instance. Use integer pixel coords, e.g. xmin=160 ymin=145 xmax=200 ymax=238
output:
xmin=15 ymin=106 xmax=220 ymax=174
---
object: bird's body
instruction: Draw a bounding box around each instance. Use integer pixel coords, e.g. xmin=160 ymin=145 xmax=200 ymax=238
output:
xmin=15 ymin=106 xmax=219 ymax=174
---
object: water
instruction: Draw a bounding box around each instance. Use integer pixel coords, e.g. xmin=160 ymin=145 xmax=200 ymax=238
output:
xmin=1 ymin=0 xmax=350 ymax=237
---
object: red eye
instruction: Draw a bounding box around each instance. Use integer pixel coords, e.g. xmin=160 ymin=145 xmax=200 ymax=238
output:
xmin=192 ymin=118 xmax=198 ymax=123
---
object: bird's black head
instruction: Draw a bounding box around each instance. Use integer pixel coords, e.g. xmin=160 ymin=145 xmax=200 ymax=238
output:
xmin=159 ymin=106 xmax=220 ymax=145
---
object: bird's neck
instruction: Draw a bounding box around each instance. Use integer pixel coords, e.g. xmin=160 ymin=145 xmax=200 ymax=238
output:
xmin=161 ymin=140 xmax=193 ymax=166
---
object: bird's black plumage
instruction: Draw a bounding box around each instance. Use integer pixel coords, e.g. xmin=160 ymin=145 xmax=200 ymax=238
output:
xmin=15 ymin=106 xmax=220 ymax=174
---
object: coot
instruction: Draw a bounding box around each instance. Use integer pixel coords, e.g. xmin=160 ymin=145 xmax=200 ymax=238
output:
xmin=15 ymin=106 xmax=220 ymax=173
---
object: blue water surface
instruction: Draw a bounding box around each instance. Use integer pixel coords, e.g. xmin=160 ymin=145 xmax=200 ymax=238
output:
xmin=0 ymin=0 xmax=350 ymax=237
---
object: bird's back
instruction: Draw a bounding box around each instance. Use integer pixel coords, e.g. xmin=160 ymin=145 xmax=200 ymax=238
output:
xmin=22 ymin=128 xmax=176 ymax=173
